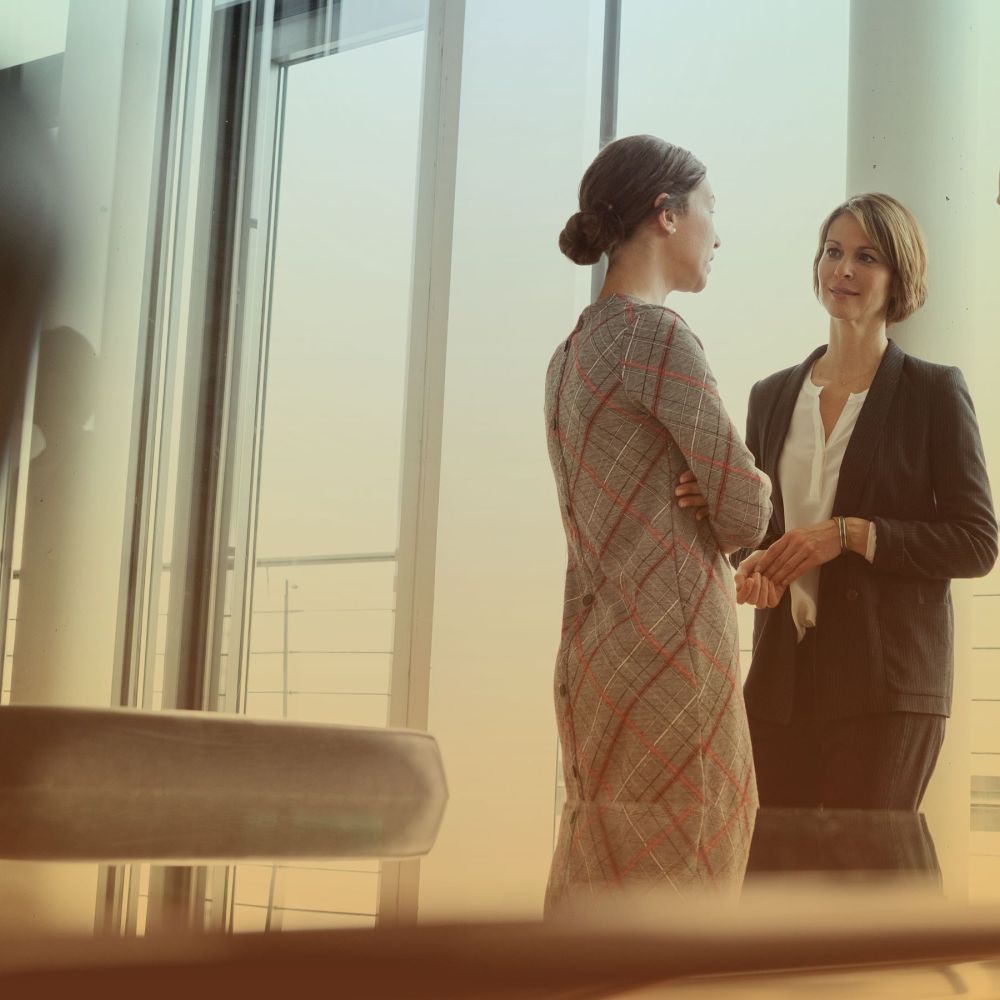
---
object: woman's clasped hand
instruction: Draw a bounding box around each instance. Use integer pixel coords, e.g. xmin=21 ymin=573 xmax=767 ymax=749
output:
xmin=736 ymin=519 xmax=845 ymax=608
xmin=676 ymin=469 xmax=852 ymax=609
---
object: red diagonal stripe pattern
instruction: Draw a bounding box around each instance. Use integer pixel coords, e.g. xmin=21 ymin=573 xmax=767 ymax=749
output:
xmin=544 ymin=295 xmax=772 ymax=862
xmin=543 ymin=800 xmax=755 ymax=913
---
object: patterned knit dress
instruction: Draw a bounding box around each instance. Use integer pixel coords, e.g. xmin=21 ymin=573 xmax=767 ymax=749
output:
xmin=543 ymin=800 xmax=754 ymax=914
xmin=544 ymin=293 xmax=771 ymax=862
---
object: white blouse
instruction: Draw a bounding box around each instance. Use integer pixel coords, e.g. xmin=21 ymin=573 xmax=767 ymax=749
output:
xmin=777 ymin=373 xmax=876 ymax=641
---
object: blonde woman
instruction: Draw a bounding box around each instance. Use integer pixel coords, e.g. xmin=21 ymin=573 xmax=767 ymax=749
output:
xmin=731 ymin=194 xmax=997 ymax=809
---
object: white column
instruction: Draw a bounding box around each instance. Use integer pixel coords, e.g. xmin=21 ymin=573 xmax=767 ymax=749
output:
xmin=847 ymin=0 xmax=990 ymax=898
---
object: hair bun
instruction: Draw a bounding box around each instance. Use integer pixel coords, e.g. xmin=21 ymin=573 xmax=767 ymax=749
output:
xmin=559 ymin=136 xmax=707 ymax=268
xmin=559 ymin=205 xmax=627 ymax=266
xmin=559 ymin=210 xmax=604 ymax=265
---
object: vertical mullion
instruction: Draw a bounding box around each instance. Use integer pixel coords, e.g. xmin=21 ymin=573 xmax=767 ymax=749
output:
xmin=388 ymin=0 xmax=466 ymax=734
xmin=219 ymin=0 xmax=285 ymax=720
xmin=138 ymin=0 xmax=216 ymax=712
xmin=160 ymin=0 xmax=251 ymax=711
xmin=380 ymin=0 xmax=466 ymax=927
xmin=589 ymin=0 xmax=621 ymax=303
xmin=0 ymin=406 xmax=24 ymax=686
xmin=202 ymin=0 xmax=281 ymax=712
xmin=109 ymin=0 xmax=190 ymax=708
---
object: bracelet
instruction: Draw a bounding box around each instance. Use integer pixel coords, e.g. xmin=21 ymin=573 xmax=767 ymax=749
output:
xmin=836 ymin=515 xmax=848 ymax=552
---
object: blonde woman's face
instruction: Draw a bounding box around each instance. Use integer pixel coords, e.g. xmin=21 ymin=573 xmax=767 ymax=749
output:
xmin=817 ymin=213 xmax=893 ymax=324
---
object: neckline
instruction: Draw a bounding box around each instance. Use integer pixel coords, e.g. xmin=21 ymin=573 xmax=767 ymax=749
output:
xmin=806 ymin=365 xmax=871 ymax=400
xmin=590 ymin=292 xmax=686 ymax=319
xmin=592 ymin=291 xmax=648 ymax=307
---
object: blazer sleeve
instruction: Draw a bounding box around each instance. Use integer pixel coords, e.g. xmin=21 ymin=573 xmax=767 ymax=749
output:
xmin=870 ymin=366 xmax=998 ymax=580
xmin=621 ymin=307 xmax=772 ymax=552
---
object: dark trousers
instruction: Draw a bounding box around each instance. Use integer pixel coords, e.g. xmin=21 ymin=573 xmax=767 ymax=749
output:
xmin=748 ymin=629 xmax=946 ymax=810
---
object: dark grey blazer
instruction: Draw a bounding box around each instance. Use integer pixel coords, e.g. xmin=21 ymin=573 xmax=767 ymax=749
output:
xmin=734 ymin=340 xmax=998 ymax=724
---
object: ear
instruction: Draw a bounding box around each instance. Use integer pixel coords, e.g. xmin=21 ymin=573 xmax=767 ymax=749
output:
xmin=653 ymin=193 xmax=677 ymax=234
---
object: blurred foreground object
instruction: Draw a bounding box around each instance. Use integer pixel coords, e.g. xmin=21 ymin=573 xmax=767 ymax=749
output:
xmin=4 ymin=883 xmax=1000 ymax=997
xmin=0 ymin=706 xmax=448 ymax=860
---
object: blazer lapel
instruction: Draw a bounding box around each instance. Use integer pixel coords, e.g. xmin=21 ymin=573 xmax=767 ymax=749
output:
xmin=763 ymin=346 xmax=827 ymax=531
xmin=832 ymin=339 xmax=905 ymax=515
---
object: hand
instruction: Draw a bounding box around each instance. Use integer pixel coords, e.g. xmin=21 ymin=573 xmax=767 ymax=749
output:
xmin=734 ymin=550 xmax=785 ymax=609
xmin=675 ymin=469 xmax=709 ymax=521
xmin=754 ymin=520 xmax=842 ymax=587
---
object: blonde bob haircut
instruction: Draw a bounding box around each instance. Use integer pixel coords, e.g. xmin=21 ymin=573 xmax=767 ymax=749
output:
xmin=812 ymin=193 xmax=928 ymax=325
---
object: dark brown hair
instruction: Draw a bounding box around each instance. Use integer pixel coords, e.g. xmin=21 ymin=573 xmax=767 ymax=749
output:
xmin=813 ymin=193 xmax=928 ymax=324
xmin=559 ymin=135 xmax=706 ymax=265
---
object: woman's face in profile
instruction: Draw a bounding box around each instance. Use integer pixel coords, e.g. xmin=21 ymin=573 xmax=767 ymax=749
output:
xmin=670 ymin=179 xmax=720 ymax=294
xmin=816 ymin=212 xmax=892 ymax=324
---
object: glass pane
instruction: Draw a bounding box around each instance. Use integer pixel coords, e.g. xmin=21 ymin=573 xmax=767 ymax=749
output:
xmin=243 ymin=29 xmax=424 ymax=726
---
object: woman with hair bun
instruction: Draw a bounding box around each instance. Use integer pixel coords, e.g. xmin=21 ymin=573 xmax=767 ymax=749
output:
xmin=544 ymin=135 xmax=772 ymax=863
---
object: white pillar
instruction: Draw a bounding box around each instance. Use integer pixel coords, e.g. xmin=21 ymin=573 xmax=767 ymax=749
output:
xmin=847 ymin=0 xmax=989 ymax=898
